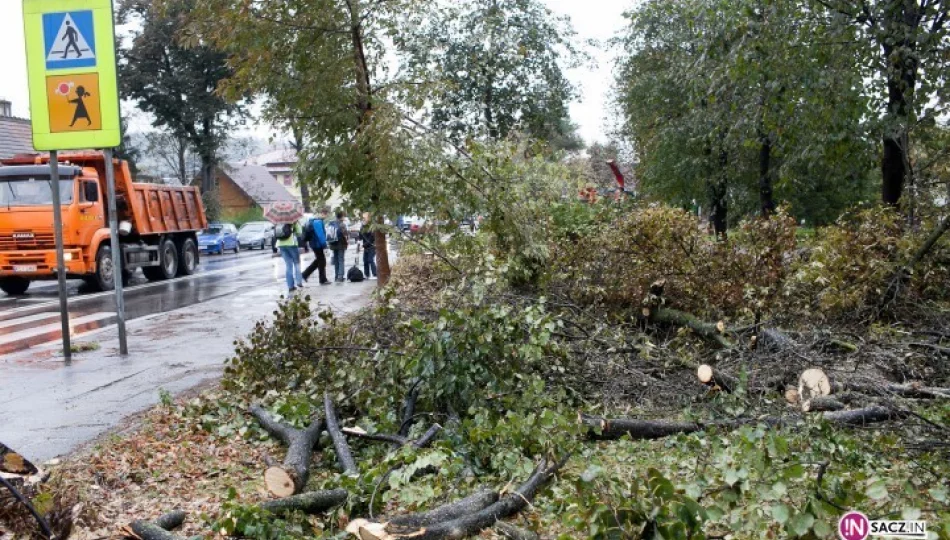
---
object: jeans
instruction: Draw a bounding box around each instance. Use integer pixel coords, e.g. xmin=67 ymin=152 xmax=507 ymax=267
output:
xmin=279 ymin=246 xmax=303 ymax=289
xmin=333 ymin=248 xmax=347 ymax=280
xmin=363 ymin=246 xmax=377 ymax=277
xmin=302 ymin=248 xmax=328 ymax=283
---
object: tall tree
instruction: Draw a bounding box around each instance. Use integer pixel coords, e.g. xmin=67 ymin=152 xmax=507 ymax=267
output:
xmin=616 ymin=0 xmax=874 ymax=230
xmin=813 ymin=0 xmax=950 ymax=206
xmin=187 ymin=0 xmax=426 ymax=286
xmin=118 ymin=0 xmax=243 ymax=195
xmin=402 ymin=0 xmax=581 ymax=144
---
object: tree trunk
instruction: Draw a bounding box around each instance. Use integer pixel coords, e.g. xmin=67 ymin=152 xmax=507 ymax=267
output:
xmin=880 ymin=38 xmax=918 ymax=206
xmin=291 ymin=126 xmax=311 ymax=212
xmin=706 ymin=139 xmax=729 ymax=238
xmin=257 ymin=489 xmax=348 ymax=515
xmin=758 ymin=130 xmax=775 ymax=217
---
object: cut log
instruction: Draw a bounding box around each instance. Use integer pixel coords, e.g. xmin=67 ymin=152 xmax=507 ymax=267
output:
xmin=802 ymin=396 xmax=846 ymax=413
xmin=152 ymin=510 xmax=186 ymax=531
xmin=798 ymin=368 xmax=832 ymax=402
xmin=651 ymin=308 xmax=733 ymax=348
xmin=324 ymin=393 xmax=359 ymax=476
xmin=797 ymin=368 xmax=950 ymax=400
xmin=258 ymin=489 xmax=348 ymax=516
xmin=249 ymin=404 xmax=324 ymax=496
xmin=696 ymin=365 xmax=738 ymax=393
xmin=580 ymin=413 xmax=702 ymax=440
xmin=357 ymin=459 xmax=564 ymax=540
xmin=784 ymin=387 xmax=800 ymax=406
xmin=129 ymin=510 xmax=187 ymax=540
xmin=386 ymin=490 xmax=499 ymax=529
xmin=129 ymin=521 xmax=183 ymax=540
xmin=398 ymin=379 xmax=423 ymax=438
xmin=823 ymin=405 xmax=907 ymax=426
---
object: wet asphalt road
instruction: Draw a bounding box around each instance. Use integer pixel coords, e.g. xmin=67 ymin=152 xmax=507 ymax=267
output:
xmin=0 ymin=248 xmax=281 ymax=355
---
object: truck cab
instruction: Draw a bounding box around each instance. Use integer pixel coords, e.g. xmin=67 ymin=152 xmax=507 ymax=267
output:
xmin=0 ymin=153 xmax=208 ymax=296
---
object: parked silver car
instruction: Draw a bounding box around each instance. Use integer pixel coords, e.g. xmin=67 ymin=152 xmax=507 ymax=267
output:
xmin=238 ymin=221 xmax=275 ymax=250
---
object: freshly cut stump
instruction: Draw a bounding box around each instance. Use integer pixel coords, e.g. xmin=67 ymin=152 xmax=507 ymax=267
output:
xmin=798 ymin=368 xmax=831 ymax=403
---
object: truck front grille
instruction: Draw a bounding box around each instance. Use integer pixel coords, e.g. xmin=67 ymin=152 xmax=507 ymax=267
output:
xmin=0 ymin=231 xmax=56 ymax=250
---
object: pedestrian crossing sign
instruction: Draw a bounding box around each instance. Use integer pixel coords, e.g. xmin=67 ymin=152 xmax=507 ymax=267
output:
xmin=22 ymin=0 xmax=120 ymax=151
xmin=43 ymin=11 xmax=97 ymax=70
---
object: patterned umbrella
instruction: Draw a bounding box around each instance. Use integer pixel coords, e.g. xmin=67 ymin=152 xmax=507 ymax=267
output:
xmin=264 ymin=201 xmax=304 ymax=224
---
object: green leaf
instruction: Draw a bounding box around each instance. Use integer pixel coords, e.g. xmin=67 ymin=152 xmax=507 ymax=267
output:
xmin=771 ymin=503 xmax=790 ymax=524
xmin=866 ymin=479 xmax=888 ymax=500
xmin=788 ymin=512 xmax=815 ymax=536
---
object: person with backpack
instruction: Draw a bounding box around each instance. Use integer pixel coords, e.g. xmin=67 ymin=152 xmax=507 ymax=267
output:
xmin=359 ymin=212 xmax=377 ymax=279
xmin=327 ymin=210 xmax=349 ymax=282
xmin=274 ymin=219 xmax=304 ymax=292
xmin=302 ymin=207 xmax=330 ymax=285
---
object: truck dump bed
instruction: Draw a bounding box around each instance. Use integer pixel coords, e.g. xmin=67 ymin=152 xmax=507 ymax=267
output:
xmin=1 ymin=152 xmax=208 ymax=236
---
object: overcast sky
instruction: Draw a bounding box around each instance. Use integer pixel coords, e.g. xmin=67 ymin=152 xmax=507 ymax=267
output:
xmin=0 ymin=1 xmax=631 ymax=146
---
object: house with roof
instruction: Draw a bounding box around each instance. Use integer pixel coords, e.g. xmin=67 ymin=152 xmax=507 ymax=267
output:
xmin=250 ymin=147 xmax=346 ymax=211
xmin=215 ymin=162 xmax=298 ymax=215
xmin=0 ymin=100 xmax=34 ymax=159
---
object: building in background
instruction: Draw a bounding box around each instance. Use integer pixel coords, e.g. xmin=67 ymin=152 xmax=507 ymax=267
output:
xmin=215 ymin=162 xmax=298 ymax=215
xmin=0 ymin=100 xmax=34 ymax=159
xmin=251 ymin=147 xmax=345 ymax=211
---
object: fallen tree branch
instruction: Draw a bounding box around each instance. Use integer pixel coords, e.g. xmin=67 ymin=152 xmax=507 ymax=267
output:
xmin=650 ymin=308 xmax=733 ymax=348
xmin=798 ymin=368 xmax=950 ymax=400
xmin=581 ymin=405 xmax=907 ymax=441
xmin=350 ymin=458 xmax=566 ymax=540
xmin=386 ymin=490 xmax=499 ymax=529
xmin=343 ymin=424 xmax=442 ymax=450
xmin=696 ymin=365 xmax=738 ymax=393
xmin=258 ymin=489 xmax=348 ymax=516
xmin=883 ymin=213 xmax=950 ymax=305
xmin=398 ymin=379 xmax=423 ymax=437
xmin=580 ymin=413 xmax=703 ymax=440
xmin=0 ymin=475 xmax=53 ymax=539
xmin=129 ymin=509 xmax=186 ymax=540
xmin=801 ymin=396 xmax=846 ymax=413
xmin=324 ymin=393 xmax=359 ymax=476
xmin=249 ymin=404 xmax=324 ymax=496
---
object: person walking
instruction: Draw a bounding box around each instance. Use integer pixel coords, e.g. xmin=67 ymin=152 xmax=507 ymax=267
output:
xmin=359 ymin=213 xmax=377 ymax=279
xmin=275 ymin=220 xmax=304 ymax=292
xmin=327 ymin=210 xmax=349 ymax=283
xmin=302 ymin=208 xmax=330 ymax=285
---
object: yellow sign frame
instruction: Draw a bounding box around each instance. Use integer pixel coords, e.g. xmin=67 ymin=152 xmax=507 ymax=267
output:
xmin=23 ymin=0 xmax=121 ymax=150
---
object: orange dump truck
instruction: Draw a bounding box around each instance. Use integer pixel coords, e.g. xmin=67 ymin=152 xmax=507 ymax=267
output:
xmin=0 ymin=152 xmax=208 ymax=295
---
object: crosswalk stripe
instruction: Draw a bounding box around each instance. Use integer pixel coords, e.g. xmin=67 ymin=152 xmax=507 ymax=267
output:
xmin=0 ymin=312 xmax=61 ymax=335
xmin=0 ymin=312 xmax=116 ymax=354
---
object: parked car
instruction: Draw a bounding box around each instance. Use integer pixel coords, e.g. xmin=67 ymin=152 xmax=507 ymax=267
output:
xmin=238 ymin=221 xmax=274 ymax=250
xmin=198 ymin=223 xmax=240 ymax=254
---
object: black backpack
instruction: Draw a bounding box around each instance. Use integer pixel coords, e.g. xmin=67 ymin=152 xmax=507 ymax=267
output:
xmin=301 ymin=219 xmax=315 ymax=243
xmin=275 ymin=223 xmax=294 ymax=240
xmin=347 ymin=256 xmax=364 ymax=282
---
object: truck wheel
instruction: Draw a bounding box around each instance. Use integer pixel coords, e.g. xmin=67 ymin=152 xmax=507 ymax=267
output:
xmin=90 ymin=244 xmax=116 ymax=291
xmin=0 ymin=277 xmax=30 ymax=296
xmin=177 ymin=238 xmax=198 ymax=276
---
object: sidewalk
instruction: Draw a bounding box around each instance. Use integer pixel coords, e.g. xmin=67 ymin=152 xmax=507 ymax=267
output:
xmin=0 ymin=267 xmax=375 ymax=462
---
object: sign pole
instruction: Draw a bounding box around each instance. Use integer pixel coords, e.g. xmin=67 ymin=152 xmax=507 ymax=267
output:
xmin=49 ymin=150 xmax=72 ymax=362
xmin=103 ymin=148 xmax=128 ymax=355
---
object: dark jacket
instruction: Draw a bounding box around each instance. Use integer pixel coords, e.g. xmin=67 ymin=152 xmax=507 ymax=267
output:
xmin=359 ymin=227 xmax=375 ymax=249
